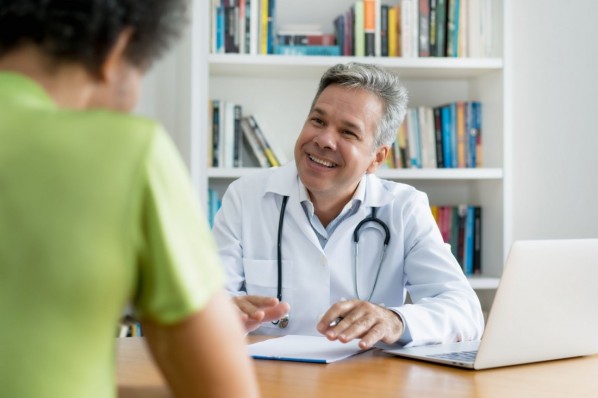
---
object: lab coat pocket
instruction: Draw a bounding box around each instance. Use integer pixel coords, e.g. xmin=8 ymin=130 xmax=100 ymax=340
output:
xmin=243 ymin=258 xmax=293 ymax=295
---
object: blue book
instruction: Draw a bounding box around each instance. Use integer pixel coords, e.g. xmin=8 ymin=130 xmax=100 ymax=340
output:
xmin=441 ymin=105 xmax=452 ymax=168
xmin=267 ymin=0 xmax=276 ymax=54
xmin=273 ymin=45 xmax=341 ymax=56
xmin=464 ymin=205 xmax=475 ymax=275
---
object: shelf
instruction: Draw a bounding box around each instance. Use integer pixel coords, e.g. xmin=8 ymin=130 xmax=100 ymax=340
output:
xmin=467 ymin=277 xmax=500 ymax=290
xmin=209 ymin=54 xmax=503 ymax=79
xmin=207 ymin=167 xmax=503 ymax=180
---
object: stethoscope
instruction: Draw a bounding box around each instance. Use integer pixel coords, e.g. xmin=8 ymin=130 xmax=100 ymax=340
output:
xmin=272 ymin=195 xmax=390 ymax=328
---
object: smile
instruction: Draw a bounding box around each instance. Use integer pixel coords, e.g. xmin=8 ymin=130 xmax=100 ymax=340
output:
xmin=308 ymin=154 xmax=337 ymax=168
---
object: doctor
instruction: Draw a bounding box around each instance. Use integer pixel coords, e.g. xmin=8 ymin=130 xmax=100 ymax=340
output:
xmin=213 ymin=62 xmax=484 ymax=349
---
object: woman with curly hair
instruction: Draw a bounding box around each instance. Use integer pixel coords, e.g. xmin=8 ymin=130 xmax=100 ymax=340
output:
xmin=0 ymin=1 xmax=259 ymax=397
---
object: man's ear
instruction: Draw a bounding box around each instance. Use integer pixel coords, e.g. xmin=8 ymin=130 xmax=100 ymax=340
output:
xmin=98 ymin=28 xmax=134 ymax=83
xmin=366 ymin=145 xmax=389 ymax=174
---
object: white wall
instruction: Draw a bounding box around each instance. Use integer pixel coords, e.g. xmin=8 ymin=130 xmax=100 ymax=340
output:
xmin=511 ymin=0 xmax=598 ymax=241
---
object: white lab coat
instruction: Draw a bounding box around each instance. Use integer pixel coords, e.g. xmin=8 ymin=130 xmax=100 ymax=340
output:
xmin=213 ymin=162 xmax=484 ymax=346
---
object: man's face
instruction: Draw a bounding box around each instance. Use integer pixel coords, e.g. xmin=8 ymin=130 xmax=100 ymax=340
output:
xmin=294 ymin=84 xmax=388 ymax=204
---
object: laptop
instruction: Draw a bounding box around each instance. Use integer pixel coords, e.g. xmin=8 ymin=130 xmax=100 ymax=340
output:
xmin=384 ymin=239 xmax=598 ymax=369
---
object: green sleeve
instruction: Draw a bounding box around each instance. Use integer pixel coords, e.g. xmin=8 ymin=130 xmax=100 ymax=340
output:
xmin=134 ymin=127 xmax=225 ymax=324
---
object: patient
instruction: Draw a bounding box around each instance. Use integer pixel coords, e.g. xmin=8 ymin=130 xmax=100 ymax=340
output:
xmin=0 ymin=1 xmax=258 ymax=397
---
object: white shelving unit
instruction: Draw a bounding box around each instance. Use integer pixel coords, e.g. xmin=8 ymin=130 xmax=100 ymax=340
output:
xmin=186 ymin=0 xmax=510 ymax=298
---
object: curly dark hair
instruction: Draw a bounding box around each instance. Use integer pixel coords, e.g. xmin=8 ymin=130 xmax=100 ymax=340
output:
xmin=0 ymin=0 xmax=188 ymax=73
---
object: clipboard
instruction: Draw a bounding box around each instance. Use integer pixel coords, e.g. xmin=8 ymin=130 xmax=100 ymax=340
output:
xmin=247 ymin=335 xmax=369 ymax=364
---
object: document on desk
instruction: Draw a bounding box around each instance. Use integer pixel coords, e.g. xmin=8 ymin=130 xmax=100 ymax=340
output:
xmin=248 ymin=335 xmax=367 ymax=364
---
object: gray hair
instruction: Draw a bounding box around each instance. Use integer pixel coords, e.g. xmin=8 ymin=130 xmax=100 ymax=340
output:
xmin=310 ymin=62 xmax=408 ymax=149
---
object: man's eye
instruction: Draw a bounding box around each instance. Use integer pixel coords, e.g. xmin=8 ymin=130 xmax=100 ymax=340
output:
xmin=311 ymin=118 xmax=324 ymax=125
xmin=343 ymin=130 xmax=358 ymax=138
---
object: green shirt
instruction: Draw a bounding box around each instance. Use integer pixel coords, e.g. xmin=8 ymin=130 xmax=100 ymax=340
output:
xmin=0 ymin=72 xmax=224 ymax=397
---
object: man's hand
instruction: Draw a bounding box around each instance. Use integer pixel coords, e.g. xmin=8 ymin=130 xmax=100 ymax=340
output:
xmin=316 ymin=299 xmax=404 ymax=350
xmin=233 ymin=295 xmax=290 ymax=333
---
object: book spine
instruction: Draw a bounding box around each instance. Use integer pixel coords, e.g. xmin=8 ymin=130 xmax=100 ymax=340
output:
xmin=241 ymin=117 xmax=269 ymax=167
xmin=418 ymin=0 xmax=430 ymax=56
xmin=249 ymin=0 xmax=259 ymax=54
xmin=435 ymin=0 xmax=447 ymax=56
xmin=364 ymin=0 xmax=375 ymax=56
xmin=267 ymin=0 xmax=276 ymax=54
xmin=473 ymin=206 xmax=482 ymax=275
xmin=248 ymin=115 xmax=280 ymax=167
xmin=273 ymin=45 xmax=341 ymax=56
xmin=456 ymin=101 xmax=466 ymax=168
xmin=260 ymin=0 xmax=268 ymax=54
xmin=433 ymin=106 xmax=444 ymax=168
xmin=380 ymin=5 xmax=389 ymax=56
xmin=388 ymin=6 xmax=397 ymax=57
xmin=354 ymin=1 xmax=365 ymax=56
xmin=233 ymin=104 xmax=243 ymax=167
xmin=211 ymin=99 xmax=220 ymax=167
xmin=429 ymin=0 xmax=437 ymax=56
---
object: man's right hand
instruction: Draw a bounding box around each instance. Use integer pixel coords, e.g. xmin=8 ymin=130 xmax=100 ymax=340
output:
xmin=233 ymin=295 xmax=290 ymax=333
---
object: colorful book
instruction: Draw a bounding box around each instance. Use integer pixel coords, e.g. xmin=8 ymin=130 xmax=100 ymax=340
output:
xmin=354 ymin=1 xmax=365 ymax=56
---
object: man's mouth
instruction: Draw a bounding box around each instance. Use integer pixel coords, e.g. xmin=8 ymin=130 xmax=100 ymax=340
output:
xmin=308 ymin=154 xmax=337 ymax=168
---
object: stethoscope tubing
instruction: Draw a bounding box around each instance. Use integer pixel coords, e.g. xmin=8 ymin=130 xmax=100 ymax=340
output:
xmin=273 ymin=195 xmax=390 ymax=327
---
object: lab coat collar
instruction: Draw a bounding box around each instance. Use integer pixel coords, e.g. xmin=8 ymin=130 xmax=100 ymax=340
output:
xmin=264 ymin=162 xmax=395 ymax=209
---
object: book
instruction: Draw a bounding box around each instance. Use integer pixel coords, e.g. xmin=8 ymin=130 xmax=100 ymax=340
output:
xmin=211 ymin=99 xmax=220 ymax=167
xmin=248 ymin=335 xmax=368 ymax=363
xmin=249 ymin=0 xmax=259 ymax=54
xmin=446 ymin=0 xmax=460 ymax=57
xmin=241 ymin=117 xmax=270 ymax=168
xmin=364 ymin=0 xmax=375 ymax=56
xmin=267 ymin=0 xmax=276 ymax=54
xmin=473 ymin=206 xmax=482 ymax=274
xmin=273 ymin=45 xmax=341 ymax=56
xmin=233 ymin=104 xmax=243 ymax=167
xmin=277 ymin=33 xmax=336 ymax=45
xmin=380 ymin=5 xmax=389 ymax=56
xmin=247 ymin=115 xmax=281 ymax=167
xmin=435 ymin=0 xmax=447 ymax=57
xmin=354 ymin=1 xmax=365 ymax=56
xmin=388 ymin=6 xmax=397 ymax=56
xmin=418 ymin=0 xmax=430 ymax=56
xmin=260 ymin=0 xmax=268 ymax=54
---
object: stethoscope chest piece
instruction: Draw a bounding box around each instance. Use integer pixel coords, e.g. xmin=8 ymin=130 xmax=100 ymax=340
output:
xmin=278 ymin=315 xmax=289 ymax=329
xmin=272 ymin=315 xmax=289 ymax=328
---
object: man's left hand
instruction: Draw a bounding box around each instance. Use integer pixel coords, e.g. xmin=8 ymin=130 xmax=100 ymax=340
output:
xmin=316 ymin=299 xmax=404 ymax=350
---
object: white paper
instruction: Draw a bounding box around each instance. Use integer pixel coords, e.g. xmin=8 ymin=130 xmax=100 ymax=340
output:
xmin=247 ymin=335 xmax=367 ymax=363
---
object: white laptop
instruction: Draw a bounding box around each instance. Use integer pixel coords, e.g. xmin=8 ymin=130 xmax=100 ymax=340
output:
xmin=384 ymin=239 xmax=598 ymax=369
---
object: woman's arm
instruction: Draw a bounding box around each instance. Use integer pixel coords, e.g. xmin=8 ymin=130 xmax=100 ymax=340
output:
xmin=141 ymin=290 xmax=260 ymax=398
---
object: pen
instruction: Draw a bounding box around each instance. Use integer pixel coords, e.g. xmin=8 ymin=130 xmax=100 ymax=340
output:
xmin=329 ymin=317 xmax=343 ymax=327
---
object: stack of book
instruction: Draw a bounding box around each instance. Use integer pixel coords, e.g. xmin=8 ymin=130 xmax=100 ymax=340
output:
xmin=385 ymin=101 xmax=482 ymax=169
xmin=432 ymin=205 xmax=482 ymax=275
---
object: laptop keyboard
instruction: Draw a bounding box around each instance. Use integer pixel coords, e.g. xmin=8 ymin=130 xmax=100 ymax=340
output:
xmin=427 ymin=350 xmax=478 ymax=362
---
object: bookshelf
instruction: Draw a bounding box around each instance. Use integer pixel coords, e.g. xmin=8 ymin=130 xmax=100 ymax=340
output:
xmin=186 ymin=0 xmax=510 ymax=296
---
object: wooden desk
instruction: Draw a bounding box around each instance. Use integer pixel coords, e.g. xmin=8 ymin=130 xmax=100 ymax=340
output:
xmin=117 ymin=336 xmax=598 ymax=398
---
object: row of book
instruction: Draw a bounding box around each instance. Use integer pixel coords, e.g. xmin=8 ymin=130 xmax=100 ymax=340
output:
xmin=333 ymin=0 xmax=493 ymax=58
xmin=432 ymin=205 xmax=482 ymax=275
xmin=210 ymin=0 xmax=276 ymax=55
xmin=210 ymin=0 xmax=493 ymax=58
xmin=206 ymin=194 xmax=482 ymax=275
xmin=386 ymin=101 xmax=482 ymax=169
xmin=209 ymin=99 xmax=287 ymax=168
xmin=117 ymin=315 xmax=143 ymax=338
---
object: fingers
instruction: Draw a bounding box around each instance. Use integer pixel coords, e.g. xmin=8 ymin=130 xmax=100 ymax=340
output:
xmin=317 ymin=300 xmax=404 ymax=349
xmin=232 ymin=295 xmax=290 ymax=332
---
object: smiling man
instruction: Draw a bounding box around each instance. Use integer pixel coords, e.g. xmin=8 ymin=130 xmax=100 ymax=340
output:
xmin=213 ymin=62 xmax=484 ymax=349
